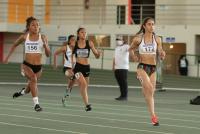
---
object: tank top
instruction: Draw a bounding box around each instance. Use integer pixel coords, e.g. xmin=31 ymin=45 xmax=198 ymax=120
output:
xmin=64 ymin=45 xmax=73 ymax=68
xmin=138 ymin=35 xmax=157 ymax=55
xmin=24 ymin=33 xmax=43 ymax=54
xmin=73 ymin=40 xmax=90 ymax=58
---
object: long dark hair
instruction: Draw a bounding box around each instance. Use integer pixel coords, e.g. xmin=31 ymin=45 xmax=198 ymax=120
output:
xmin=24 ymin=16 xmax=38 ymax=33
xmin=76 ymin=27 xmax=85 ymax=40
xmin=136 ymin=17 xmax=154 ymax=35
xmin=67 ymin=35 xmax=75 ymax=45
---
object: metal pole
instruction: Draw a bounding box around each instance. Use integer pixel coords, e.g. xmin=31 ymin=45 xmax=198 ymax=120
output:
xmin=101 ymin=49 xmax=104 ymax=70
xmin=197 ymin=56 xmax=200 ymax=77
xmin=118 ymin=6 xmax=121 ymax=25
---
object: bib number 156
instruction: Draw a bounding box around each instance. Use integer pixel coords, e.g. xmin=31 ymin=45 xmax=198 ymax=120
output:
xmin=28 ymin=45 xmax=37 ymax=51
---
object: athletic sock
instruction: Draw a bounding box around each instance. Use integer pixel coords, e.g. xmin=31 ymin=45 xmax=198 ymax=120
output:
xmin=33 ymin=97 xmax=39 ymax=106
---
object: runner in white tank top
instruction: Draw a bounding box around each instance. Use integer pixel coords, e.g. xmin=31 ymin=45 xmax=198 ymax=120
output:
xmin=63 ymin=45 xmax=73 ymax=68
xmin=24 ymin=33 xmax=43 ymax=54
xmin=138 ymin=34 xmax=157 ymax=55
xmin=3 ymin=16 xmax=51 ymax=112
xmin=129 ymin=17 xmax=165 ymax=126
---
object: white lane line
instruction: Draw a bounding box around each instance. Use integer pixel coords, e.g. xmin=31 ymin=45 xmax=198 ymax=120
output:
xmin=0 ymin=95 xmax=200 ymax=115
xmin=0 ymin=121 xmax=87 ymax=134
xmin=1 ymin=104 xmax=200 ymax=130
xmin=0 ymin=97 xmax=199 ymax=118
xmin=0 ymin=113 xmax=174 ymax=134
xmin=0 ymin=82 xmax=199 ymax=91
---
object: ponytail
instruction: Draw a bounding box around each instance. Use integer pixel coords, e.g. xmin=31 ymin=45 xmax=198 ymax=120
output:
xmin=136 ymin=17 xmax=154 ymax=35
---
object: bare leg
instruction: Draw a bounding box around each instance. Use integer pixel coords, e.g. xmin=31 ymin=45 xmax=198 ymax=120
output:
xmin=22 ymin=64 xmax=42 ymax=111
xmin=77 ymin=74 xmax=88 ymax=105
xmin=68 ymin=79 xmax=74 ymax=90
xmin=65 ymin=79 xmax=74 ymax=96
xmin=137 ymin=69 xmax=158 ymax=125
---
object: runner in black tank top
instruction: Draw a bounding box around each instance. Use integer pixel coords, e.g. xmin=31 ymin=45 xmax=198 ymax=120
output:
xmin=73 ymin=27 xmax=101 ymax=111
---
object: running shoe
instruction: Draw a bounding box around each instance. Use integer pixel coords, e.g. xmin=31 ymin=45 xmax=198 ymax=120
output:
xmin=62 ymin=89 xmax=71 ymax=107
xmin=61 ymin=97 xmax=67 ymax=107
xmin=64 ymin=88 xmax=72 ymax=97
xmin=61 ymin=95 xmax=70 ymax=107
xmin=12 ymin=88 xmax=25 ymax=99
xmin=85 ymin=104 xmax=92 ymax=111
xmin=34 ymin=104 xmax=42 ymax=112
xmin=151 ymin=115 xmax=159 ymax=126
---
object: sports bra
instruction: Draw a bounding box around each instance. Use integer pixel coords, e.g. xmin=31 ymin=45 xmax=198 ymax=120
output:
xmin=73 ymin=40 xmax=90 ymax=58
xmin=138 ymin=35 xmax=157 ymax=55
xmin=24 ymin=33 xmax=43 ymax=54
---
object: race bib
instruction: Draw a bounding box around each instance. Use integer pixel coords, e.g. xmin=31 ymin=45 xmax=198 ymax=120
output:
xmin=77 ymin=49 xmax=89 ymax=58
xmin=26 ymin=43 xmax=39 ymax=52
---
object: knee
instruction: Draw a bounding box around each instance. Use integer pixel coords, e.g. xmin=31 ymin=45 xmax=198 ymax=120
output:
xmin=144 ymin=85 xmax=154 ymax=96
xmin=29 ymin=75 xmax=37 ymax=83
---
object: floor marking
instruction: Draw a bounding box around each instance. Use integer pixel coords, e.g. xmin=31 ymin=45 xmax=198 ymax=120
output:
xmin=0 ymin=121 xmax=88 ymax=134
xmin=0 ymin=113 xmax=174 ymax=134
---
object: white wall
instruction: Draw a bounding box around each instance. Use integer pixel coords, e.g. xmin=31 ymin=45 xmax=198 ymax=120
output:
xmin=157 ymin=0 xmax=200 ymax=5
xmin=49 ymin=0 xmax=84 ymax=25
xmin=156 ymin=0 xmax=200 ymax=25
xmin=106 ymin=0 xmax=128 ymax=5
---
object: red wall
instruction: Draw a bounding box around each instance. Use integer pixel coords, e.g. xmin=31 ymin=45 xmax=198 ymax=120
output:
xmin=0 ymin=33 xmax=4 ymax=62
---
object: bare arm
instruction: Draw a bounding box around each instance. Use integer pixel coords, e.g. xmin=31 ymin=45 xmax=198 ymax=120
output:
xmin=112 ymin=58 xmax=115 ymax=71
xmin=3 ymin=34 xmax=25 ymax=63
xmin=89 ymin=41 xmax=101 ymax=59
xmin=53 ymin=45 xmax=66 ymax=69
xmin=156 ymin=36 xmax=166 ymax=60
xmin=41 ymin=34 xmax=51 ymax=57
xmin=129 ymin=36 xmax=140 ymax=62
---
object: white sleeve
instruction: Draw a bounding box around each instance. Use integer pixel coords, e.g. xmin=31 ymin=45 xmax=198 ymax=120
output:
xmin=125 ymin=44 xmax=130 ymax=51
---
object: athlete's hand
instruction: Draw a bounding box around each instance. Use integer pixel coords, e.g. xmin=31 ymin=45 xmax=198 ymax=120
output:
xmin=42 ymin=35 xmax=47 ymax=47
xmin=132 ymin=55 xmax=139 ymax=62
xmin=95 ymin=49 xmax=102 ymax=59
xmin=159 ymin=51 xmax=166 ymax=60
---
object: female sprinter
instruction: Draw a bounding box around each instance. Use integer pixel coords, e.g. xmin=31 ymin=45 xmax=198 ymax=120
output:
xmin=73 ymin=27 xmax=101 ymax=111
xmin=129 ymin=17 xmax=165 ymax=126
xmin=3 ymin=16 xmax=51 ymax=112
xmin=53 ymin=35 xmax=91 ymax=110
